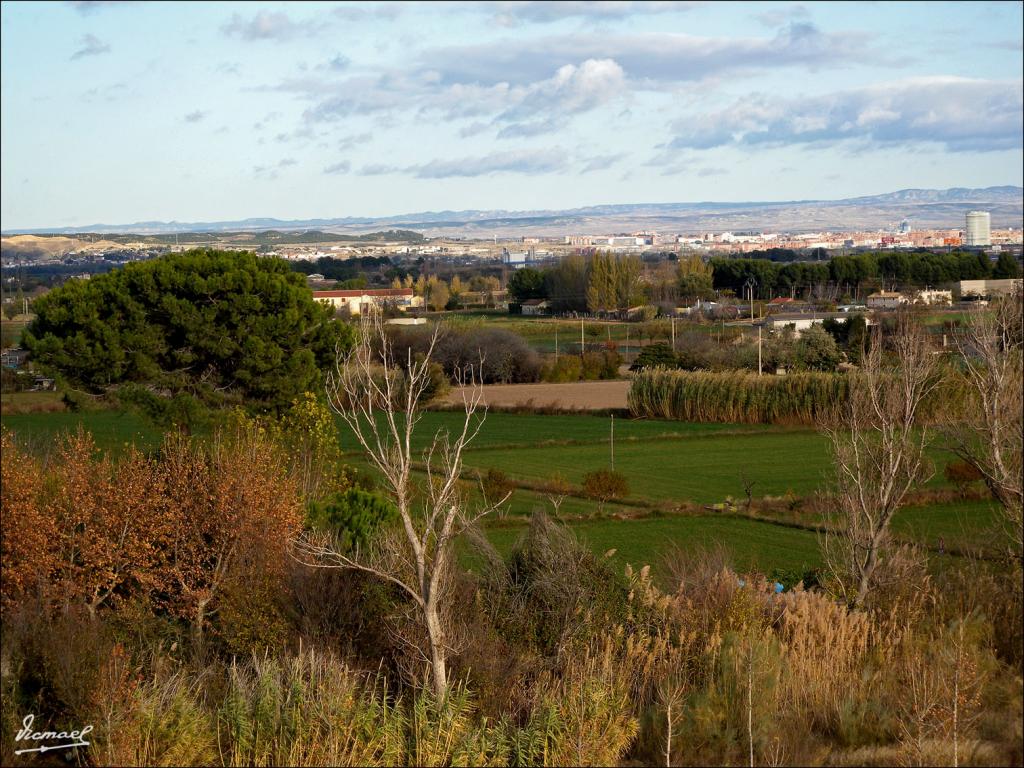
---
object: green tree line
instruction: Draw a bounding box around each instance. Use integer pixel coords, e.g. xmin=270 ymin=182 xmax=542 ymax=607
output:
xmin=712 ymin=250 xmax=1021 ymax=298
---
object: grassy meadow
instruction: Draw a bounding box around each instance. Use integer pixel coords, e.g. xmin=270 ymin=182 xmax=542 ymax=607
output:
xmin=2 ymin=403 xmax=998 ymax=579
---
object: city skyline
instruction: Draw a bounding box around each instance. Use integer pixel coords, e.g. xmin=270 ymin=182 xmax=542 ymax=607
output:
xmin=2 ymin=1 xmax=1022 ymax=230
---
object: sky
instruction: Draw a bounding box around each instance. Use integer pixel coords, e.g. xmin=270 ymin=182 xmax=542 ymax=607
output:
xmin=1 ymin=0 xmax=1022 ymax=229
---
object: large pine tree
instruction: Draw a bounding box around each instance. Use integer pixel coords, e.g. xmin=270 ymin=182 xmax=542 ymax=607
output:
xmin=25 ymin=249 xmax=352 ymax=423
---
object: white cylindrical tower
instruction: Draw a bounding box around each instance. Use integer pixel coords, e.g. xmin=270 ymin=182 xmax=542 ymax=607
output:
xmin=965 ymin=211 xmax=991 ymax=246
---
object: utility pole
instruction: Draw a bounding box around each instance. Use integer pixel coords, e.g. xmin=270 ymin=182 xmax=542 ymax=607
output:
xmin=580 ymin=318 xmax=585 ymax=358
xmin=758 ymin=325 xmax=763 ymax=376
xmin=610 ymin=413 xmax=615 ymax=471
xmin=671 ymin=314 xmax=676 ymax=350
xmin=554 ymin=324 xmax=559 ymax=363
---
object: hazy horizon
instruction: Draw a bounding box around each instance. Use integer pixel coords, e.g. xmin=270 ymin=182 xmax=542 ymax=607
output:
xmin=2 ymin=184 xmax=1023 ymax=236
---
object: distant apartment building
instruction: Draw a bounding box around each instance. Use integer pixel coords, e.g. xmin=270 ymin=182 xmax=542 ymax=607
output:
xmin=959 ymin=279 xmax=1023 ymax=299
xmin=313 ymin=289 xmax=423 ymax=315
xmin=606 ymin=236 xmax=641 ymax=247
xmin=502 ymin=247 xmax=555 ymax=268
xmin=965 ymin=211 xmax=991 ymax=246
xmin=502 ymin=250 xmax=531 ymax=269
xmin=564 ymin=235 xmax=595 ymax=246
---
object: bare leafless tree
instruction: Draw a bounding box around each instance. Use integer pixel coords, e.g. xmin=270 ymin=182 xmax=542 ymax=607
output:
xmin=739 ymin=469 xmax=757 ymax=514
xmin=293 ymin=312 xmax=509 ymax=698
xmin=944 ymin=290 xmax=1023 ymax=559
xmin=898 ymin=660 xmax=944 ymax=767
xmin=821 ymin=317 xmax=942 ymax=608
xmin=657 ymin=676 xmax=686 ymax=768
xmin=544 ymin=472 xmax=572 ymax=520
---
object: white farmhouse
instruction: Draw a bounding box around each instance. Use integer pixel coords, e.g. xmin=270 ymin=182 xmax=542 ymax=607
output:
xmin=313 ymin=288 xmax=423 ymax=315
xmin=866 ymin=291 xmax=909 ymax=310
xmin=760 ymin=312 xmax=872 ymax=337
xmin=914 ymin=289 xmax=953 ymax=306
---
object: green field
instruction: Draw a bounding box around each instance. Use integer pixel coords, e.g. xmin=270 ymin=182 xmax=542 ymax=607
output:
xmin=338 ymin=411 xmax=773 ymax=452
xmin=891 ymin=498 xmax=1001 ymax=551
xmin=2 ymin=408 xmax=165 ymax=452
xmin=3 ymin=406 xmax=998 ymax=576
xmin=463 ymin=431 xmax=831 ymax=504
xmin=2 ymin=408 xmax=769 ymax=455
xmin=472 ymin=514 xmax=823 ymax=577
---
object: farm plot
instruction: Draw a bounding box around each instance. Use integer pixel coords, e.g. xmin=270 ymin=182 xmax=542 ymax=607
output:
xmin=461 ymin=430 xmax=834 ymax=505
xmin=3 ymin=407 xmax=992 ymax=564
xmin=473 ymin=515 xmax=823 ymax=577
xmin=336 ymin=410 xmax=769 ymax=453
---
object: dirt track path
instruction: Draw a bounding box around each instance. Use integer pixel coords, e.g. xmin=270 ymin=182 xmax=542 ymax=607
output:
xmin=439 ymin=379 xmax=631 ymax=411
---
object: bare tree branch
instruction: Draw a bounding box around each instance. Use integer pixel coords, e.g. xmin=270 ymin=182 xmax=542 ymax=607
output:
xmin=294 ymin=311 xmax=497 ymax=698
xmin=942 ymin=290 xmax=1023 ymax=560
xmin=820 ymin=315 xmax=942 ymax=607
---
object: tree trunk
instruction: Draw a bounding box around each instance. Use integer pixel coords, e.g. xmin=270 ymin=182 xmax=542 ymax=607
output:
xmin=193 ymin=598 xmax=208 ymax=648
xmin=854 ymin=537 xmax=881 ymax=608
xmin=424 ymin=601 xmax=448 ymax=699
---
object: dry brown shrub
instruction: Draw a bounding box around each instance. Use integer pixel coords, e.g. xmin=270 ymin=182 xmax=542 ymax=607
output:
xmin=776 ymin=588 xmax=871 ymax=735
xmin=0 ymin=429 xmax=52 ymax=614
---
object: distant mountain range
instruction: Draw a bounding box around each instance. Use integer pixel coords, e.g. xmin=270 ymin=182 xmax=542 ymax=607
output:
xmin=5 ymin=186 xmax=1022 ymax=238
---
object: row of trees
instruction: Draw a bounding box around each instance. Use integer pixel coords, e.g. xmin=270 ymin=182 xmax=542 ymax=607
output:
xmin=507 ymin=248 xmax=1021 ymax=313
xmin=712 ymin=249 xmax=1021 ymax=298
xmin=387 ymin=274 xmax=503 ymax=311
xmin=507 ymin=253 xmax=648 ymax=313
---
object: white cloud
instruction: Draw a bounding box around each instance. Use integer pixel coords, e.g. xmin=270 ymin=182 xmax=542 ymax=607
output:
xmin=354 ymin=149 xmax=569 ymax=178
xmin=668 ymin=77 xmax=1023 ymax=153
xmin=488 ymin=1 xmax=699 ymax=25
xmin=752 ymin=3 xmax=810 ymax=28
xmin=222 ymin=12 xmax=322 ymax=42
xmin=420 ymin=23 xmax=871 ymax=86
xmin=67 ymin=1 xmax=136 ymax=13
xmin=581 ymin=153 xmax=627 ymax=173
xmin=70 ymin=33 xmax=110 ymax=61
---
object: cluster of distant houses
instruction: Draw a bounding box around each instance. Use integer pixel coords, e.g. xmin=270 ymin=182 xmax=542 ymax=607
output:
xmin=756 ymin=278 xmax=1021 ymax=336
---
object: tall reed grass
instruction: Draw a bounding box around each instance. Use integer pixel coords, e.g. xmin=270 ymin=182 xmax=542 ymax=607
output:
xmin=629 ymin=369 xmax=849 ymax=425
xmin=628 ymin=368 xmax=965 ymax=425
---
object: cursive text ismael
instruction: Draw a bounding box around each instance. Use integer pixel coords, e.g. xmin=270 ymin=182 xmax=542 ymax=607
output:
xmin=14 ymin=714 xmax=93 ymax=755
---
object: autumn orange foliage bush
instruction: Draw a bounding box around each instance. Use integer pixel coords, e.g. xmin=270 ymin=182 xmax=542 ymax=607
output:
xmin=0 ymin=422 xmax=302 ymax=649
